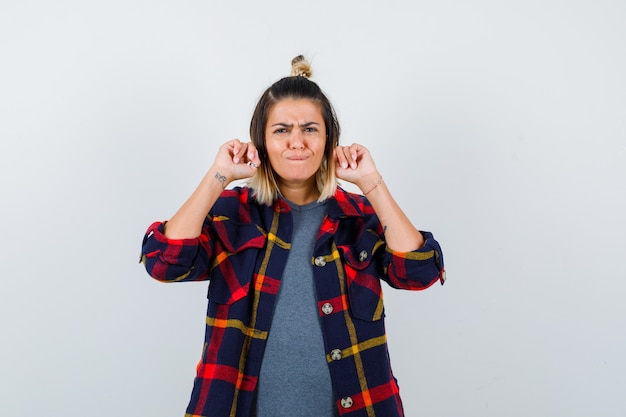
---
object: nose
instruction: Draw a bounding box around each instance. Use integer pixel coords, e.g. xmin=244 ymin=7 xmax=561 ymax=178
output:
xmin=289 ymin=131 xmax=305 ymax=150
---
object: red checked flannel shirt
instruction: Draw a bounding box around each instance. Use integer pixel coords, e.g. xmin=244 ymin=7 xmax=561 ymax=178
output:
xmin=141 ymin=186 xmax=445 ymax=417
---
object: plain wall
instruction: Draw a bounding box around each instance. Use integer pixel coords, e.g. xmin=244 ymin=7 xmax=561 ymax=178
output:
xmin=1 ymin=1 xmax=624 ymax=416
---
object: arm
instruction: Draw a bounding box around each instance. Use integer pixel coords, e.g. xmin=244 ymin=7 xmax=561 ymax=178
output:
xmin=334 ymin=144 xmax=424 ymax=252
xmin=164 ymin=139 xmax=261 ymax=239
xmin=140 ymin=139 xmax=261 ymax=282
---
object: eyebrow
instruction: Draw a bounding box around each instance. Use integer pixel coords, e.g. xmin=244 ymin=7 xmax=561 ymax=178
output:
xmin=270 ymin=121 xmax=321 ymax=128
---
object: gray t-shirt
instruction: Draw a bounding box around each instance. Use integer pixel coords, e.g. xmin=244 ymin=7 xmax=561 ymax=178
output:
xmin=252 ymin=199 xmax=339 ymax=417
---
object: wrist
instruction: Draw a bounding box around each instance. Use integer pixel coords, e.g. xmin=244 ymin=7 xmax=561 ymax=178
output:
xmin=213 ymin=171 xmax=229 ymax=189
xmin=360 ymin=173 xmax=383 ymax=196
xmin=205 ymin=165 xmax=232 ymax=190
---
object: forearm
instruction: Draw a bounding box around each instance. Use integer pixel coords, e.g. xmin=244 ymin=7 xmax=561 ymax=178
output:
xmin=359 ymin=174 xmax=425 ymax=252
xmin=164 ymin=167 xmax=230 ymax=239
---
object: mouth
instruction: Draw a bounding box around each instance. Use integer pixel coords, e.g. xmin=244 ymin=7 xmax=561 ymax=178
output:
xmin=286 ymin=154 xmax=309 ymax=161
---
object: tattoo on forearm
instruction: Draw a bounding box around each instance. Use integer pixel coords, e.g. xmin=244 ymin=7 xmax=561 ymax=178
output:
xmin=215 ymin=172 xmax=227 ymax=189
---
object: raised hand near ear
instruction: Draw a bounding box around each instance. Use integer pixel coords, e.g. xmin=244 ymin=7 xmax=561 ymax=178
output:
xmin=335 ymin=142 xmax=424 ymax=251
xmin=213 ymin=139 xmax=262 ymax=187
xmin=163 ymin=139 xmax=261 ymax=239
xmin=334 ymin=143 xmax=381 ymax=194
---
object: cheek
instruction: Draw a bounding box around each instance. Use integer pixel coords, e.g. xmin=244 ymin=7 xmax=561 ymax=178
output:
xmin=316 ymin=139 xmax=328 ymax=156
xmin=264 ymin=142 xmax=280 ymax=160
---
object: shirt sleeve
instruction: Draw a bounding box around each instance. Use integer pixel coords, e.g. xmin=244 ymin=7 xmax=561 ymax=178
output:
xmin=140 ymin=220 xmax=213 ymax=283
xmin=384 ymin=231 xmax=446 ymax=290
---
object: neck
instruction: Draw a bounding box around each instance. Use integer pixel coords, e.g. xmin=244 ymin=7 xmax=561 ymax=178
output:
xmin=278 ymin=180 xmax=320 ymax=205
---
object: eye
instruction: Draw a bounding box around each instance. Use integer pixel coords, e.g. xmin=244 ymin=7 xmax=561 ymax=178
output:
xmin=304 ymin=127 xmax=318 ymax=133
xmin=274 ymin=128 xmax=288 ymax=134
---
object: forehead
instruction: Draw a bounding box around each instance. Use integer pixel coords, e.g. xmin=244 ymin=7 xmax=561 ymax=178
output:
xmin=267 ymin=98 xmax=324 ymax=123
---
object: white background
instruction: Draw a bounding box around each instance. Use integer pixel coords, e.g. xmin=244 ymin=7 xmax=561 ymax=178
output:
xmin=1 ymin=1 xmax=625 ymax=416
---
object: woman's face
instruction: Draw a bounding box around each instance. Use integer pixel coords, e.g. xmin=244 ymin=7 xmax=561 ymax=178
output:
xmin=265 ymin=98 xmax=327 ymax=189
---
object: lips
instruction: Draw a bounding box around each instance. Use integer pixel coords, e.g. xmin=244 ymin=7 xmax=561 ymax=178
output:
xmin=286 ymin=154 xmax=309 ymax=161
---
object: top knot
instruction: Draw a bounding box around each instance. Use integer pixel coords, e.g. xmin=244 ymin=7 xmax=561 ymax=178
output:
xmin=290 ymin=55 xmax=313 ymax=78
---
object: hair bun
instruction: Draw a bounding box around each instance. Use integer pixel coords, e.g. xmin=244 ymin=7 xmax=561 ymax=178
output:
xmin=290 ymin=55 xmax=312 ymax=78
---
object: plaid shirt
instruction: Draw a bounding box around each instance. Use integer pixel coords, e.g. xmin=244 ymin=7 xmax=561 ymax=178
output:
xmin=141 ymin=186 xmax=445 ymax=417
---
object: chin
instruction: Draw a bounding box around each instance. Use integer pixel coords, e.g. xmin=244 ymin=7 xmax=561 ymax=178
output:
xmin=278 ymin=171 xmax=318 ymax=183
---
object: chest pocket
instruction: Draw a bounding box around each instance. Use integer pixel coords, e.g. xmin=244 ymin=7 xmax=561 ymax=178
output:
xmin=339 ymin=229 xmax=386 ymax=321
xmin=207 ymin=218 xmax=267 ymax=305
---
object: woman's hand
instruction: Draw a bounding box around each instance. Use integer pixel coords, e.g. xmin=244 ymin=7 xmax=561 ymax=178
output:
xmin=335 ymin=142 xmax=424 ymax=251
xmin=334 ymin=143 xmax=381 ymax=193
xmin=163 ymin=139 xmax=261 ymax=239
xmin=213 ymin=139 xmax=262 ymax=186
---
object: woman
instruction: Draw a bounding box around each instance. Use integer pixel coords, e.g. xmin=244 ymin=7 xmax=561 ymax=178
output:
xmin=140 ymin=55 xmax=445 ymax=417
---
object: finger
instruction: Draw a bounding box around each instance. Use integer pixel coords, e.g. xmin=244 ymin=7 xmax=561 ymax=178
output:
xmin=230 ymin=139 xmax=244 ymax=163
xmin=334 ymin=146 xmax=350 ymax=169
xmin=243 ymin=145 xmax=260 ymax=169
xmin=352 ymin=143 xmax=370 ymax=161
xmin=349 ymin=143 xmax=360 ymax=161
xmin=250 ymin=148 xmax=261 ymax=168
xmin=246 ymin=143 xmax=260 ymax=166
xmin=236 ymin=143 xmax=258 ymax=169
xmin=353 ymin=143 xmax=373 ymax=168
xmin=236 ymin=142 xmax=250 ymax=164
xmin=342 ymin=145 xmax=357 ymax=169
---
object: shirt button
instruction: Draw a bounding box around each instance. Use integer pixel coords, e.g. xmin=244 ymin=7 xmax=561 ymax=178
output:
xmin=358 ymin=250 xmax=368 ymax=262
xmin=330 ymin=349 xmax=342 ymax=361
xmin=340 ymin=397 xmax=353 ymax=409
xmin=314 ymin=256 xmax=327 ymax=267
xmin=321 ymin=302 xmax=333 ymax=315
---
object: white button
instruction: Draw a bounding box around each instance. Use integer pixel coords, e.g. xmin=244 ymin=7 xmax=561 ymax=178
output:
xmin=330 ymin=349 xmax=342 ymax=361
xmin=314 ymin=256 xmax=327 ymax=267
xmin=358 ymin=250 xmax=368 ymax=262
xmin=340 ymin=397 xmax=353 ymax=408
xmin=321 ymin=302 xmax=333 ymax=315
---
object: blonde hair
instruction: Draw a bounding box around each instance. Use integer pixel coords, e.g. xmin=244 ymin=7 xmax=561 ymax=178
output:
xmin=247 ymin=55 xmax=340 ymax=206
